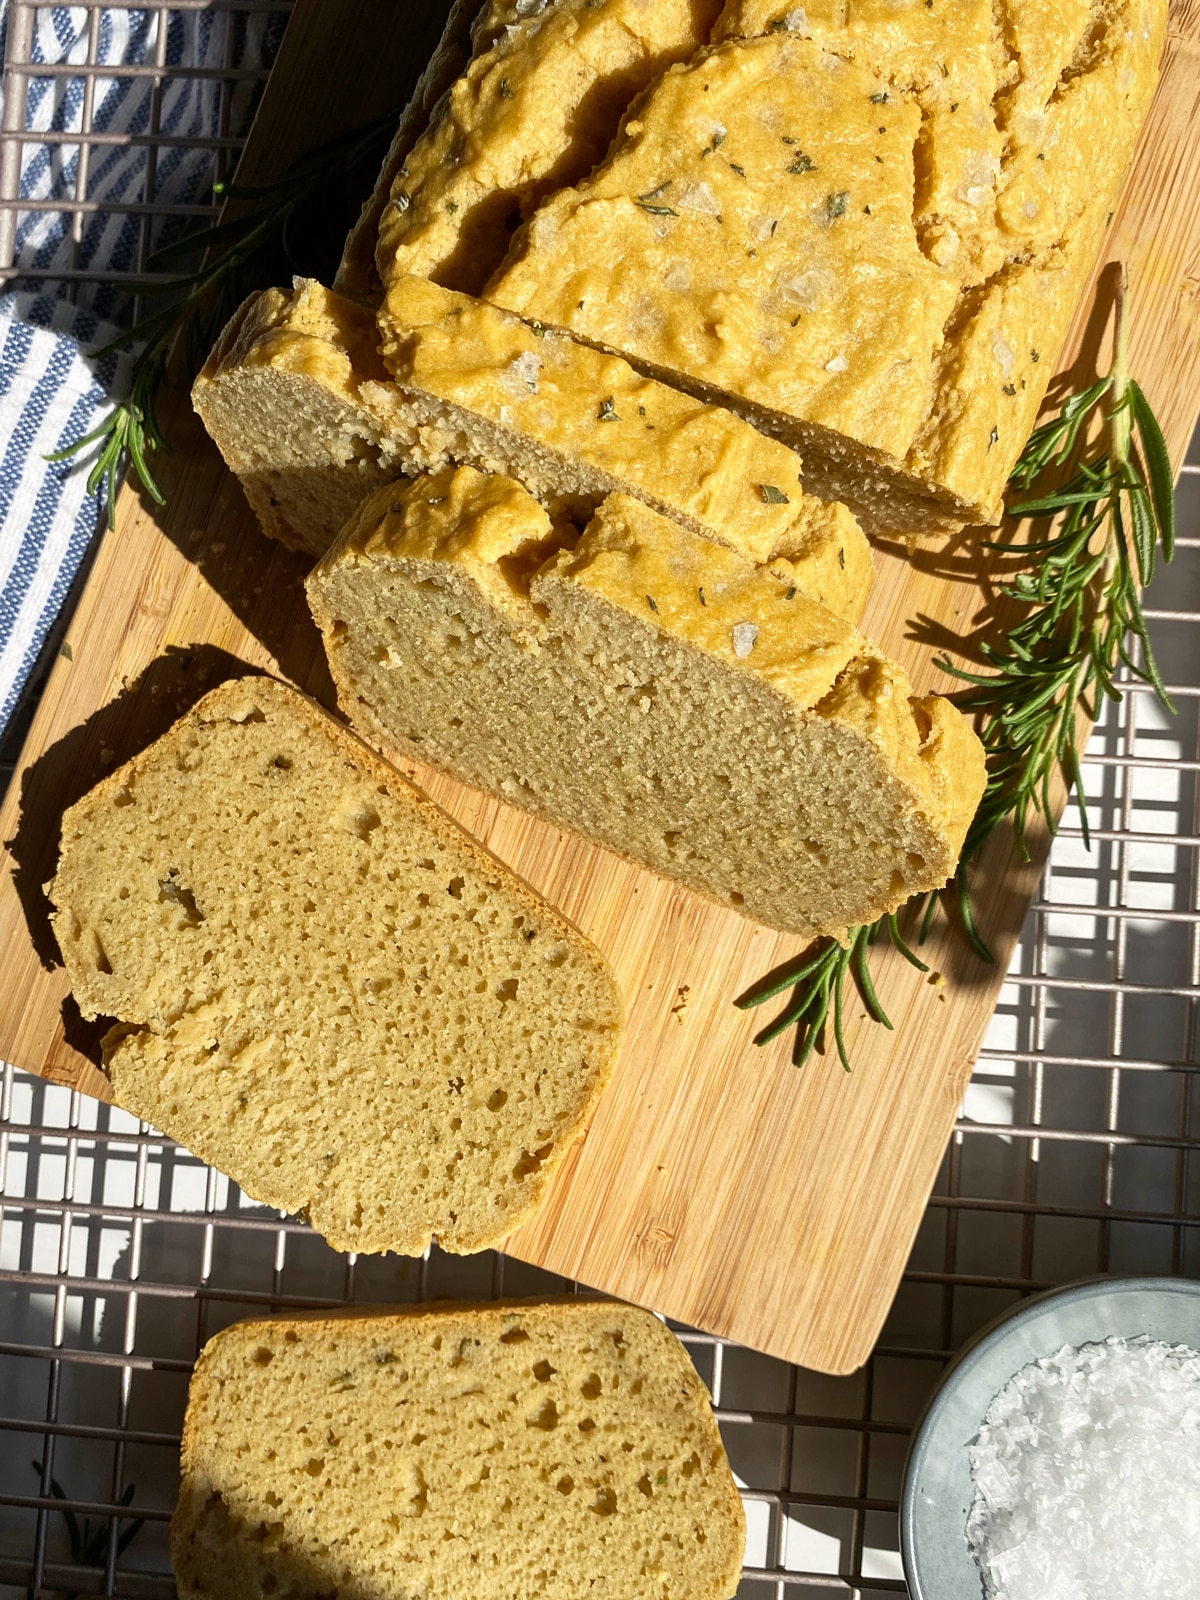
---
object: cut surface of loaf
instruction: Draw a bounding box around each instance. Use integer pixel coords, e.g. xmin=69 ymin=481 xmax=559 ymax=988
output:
xmin=173 ymin=1299 xmax=746 ymax=1600
xmin=488 ymin=0 xmax=1166 ymax=533
xmin=191 ymin=281 xmax=416 ymax=556
xmin=308 ymin=468 xmax=985 ymax=938
xmin=374 ymin=0 xmax=723 ymax=298
xmin=49 ymin=676 xmax=623 ymax=1255
xmin=193 ymin=276 xmax=873 ymax=623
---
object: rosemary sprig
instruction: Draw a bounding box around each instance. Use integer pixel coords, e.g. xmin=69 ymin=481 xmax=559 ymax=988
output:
xmin=49 ymin=114 xmax=397 ymax=528
xmin=741 ymin=267 xmax=1176 ymax=1062
xmin=27 ymin=1460 xmax=144 ymax=1600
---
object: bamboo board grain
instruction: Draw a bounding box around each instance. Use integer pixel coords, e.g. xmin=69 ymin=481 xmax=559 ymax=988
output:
xmin=2 ymin=0 xmax=1200 ymax=1374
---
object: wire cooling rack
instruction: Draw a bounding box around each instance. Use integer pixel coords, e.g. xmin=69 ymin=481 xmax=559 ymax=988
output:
xmin=2 ymin=6 xmax=1199 ymax=1597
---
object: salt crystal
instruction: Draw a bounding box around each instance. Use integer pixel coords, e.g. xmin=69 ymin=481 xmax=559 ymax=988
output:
xmin=502 ymin=352 xmax=541 ymax=397
xmin=676 ymin=180 xmax=721 ymax=216
xmin=966 ymin=1336 xmax=1200 ymax=1600
xmin=732 ymin=623 xmax=759 ymax=658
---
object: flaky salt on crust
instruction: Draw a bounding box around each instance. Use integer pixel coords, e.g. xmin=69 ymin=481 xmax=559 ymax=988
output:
xmin=172 ymin=1300 xmax=746 ymax=1600
xmin=49 ymin=676 xmax=622 ymax=1255
xmin=489 ymin=0 xmax=1167 ymax=533
xmin=308 ymin=467 xmax=985 ymax=938
xmin=193 ymin=277 xmax=873 ymax=623
xmin=373 ymin=0 xmax=723 ymax=298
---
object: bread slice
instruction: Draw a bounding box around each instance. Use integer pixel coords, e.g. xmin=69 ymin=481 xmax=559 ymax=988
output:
xmin=172 ymin=1299 xmax=746 ymax=1600
xmin=195 ymin=277 xmax=874 ymax=624
xmin=373 ymin=0 xmax=722 ymax=299
xmin=191 ymin=281 xmax=415 ymax=556
xmin=487 ymin=0 xmax=1166 ymax=534
xmin=49 ymin=676 xmax=623 ymax=1255
xmin=308 ymin=468 xmax=985 ymax=938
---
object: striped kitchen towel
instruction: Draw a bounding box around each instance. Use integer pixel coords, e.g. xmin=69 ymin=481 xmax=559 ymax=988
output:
xmin=0 ymin=2 xmax=287 ymax=736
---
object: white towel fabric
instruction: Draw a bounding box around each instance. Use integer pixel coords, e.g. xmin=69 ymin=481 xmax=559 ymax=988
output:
xmin=0 ymin=2 xmax=287 ymax=733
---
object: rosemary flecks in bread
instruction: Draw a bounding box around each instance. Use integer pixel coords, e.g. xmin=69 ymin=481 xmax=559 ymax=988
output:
xmin=307 ymin=468 xmax=985 ymax=939
xmin=172 ymin=1300 xmax=745 ymax=1600
xmin=488 ymin=0 xmax=1167 ymax=533
xmin=371 ymin=274 xmax=872 ymax=619
xmin=49 ymin=676 xmax=623 ymax=1256
xmin=374 ymin=0 xmax=723 ymax=298
xmin=194 ymin=277 xmax=873 ymax=624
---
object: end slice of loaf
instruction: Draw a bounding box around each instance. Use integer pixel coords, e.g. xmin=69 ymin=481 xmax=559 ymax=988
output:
xmin=308 ymin=468 xmax=985 ymax=938
xmin=173 ymin=1299 xmax=746 ymax=1600
xmin=488 ymin=0 xmax=1165 ymax=533
xmin=191 ymin=281 xmax=416 ymax=556
xmin=49 ymin=676 xmax=623 ymax=1255
xmin=373 ymin=0 xmax=722 ymax=298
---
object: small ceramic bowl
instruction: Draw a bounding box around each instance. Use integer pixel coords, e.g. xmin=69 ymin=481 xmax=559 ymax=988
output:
xmin=899 ymin=1275 xmax=1200 ymax=1599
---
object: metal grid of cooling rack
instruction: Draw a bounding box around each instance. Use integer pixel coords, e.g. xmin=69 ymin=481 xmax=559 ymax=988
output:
xmin=2 ymin=7 xmax=1199 ymax=1596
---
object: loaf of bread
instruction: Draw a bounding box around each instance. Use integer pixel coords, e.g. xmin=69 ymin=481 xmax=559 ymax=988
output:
xmin=172 ymin=1298 xmax=745 ymax=1600
xmin=308 ymin=467 xmax=985 ymax=938
xmin=49 ymin=676 xmax=623 ymax=1255
xmin=488 ymin=0 xmax=1167 ymax=533
xmin=195 ymin=276 xmax=873 ymax=622
xmin=373 ymin=0 xmax=722 ymax=298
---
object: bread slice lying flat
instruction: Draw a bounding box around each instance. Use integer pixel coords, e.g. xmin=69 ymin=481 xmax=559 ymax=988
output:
xmin=308 ymin=468 xmax=985 ymax=938
xmin=374 ymin=0 xmax=722 ymax=297
xmin=49 ymin=676 xmax=623 ymax=1255
xmin=195 ymin=277 xmax=873 ymax=624
xmin=488 ymin=0 xmax=1166 ymax=533
xmin=172 ymin=1299 xmax=745 ymax=1600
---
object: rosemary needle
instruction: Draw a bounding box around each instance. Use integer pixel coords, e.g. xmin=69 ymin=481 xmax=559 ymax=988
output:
xmin=742 ymin=266 xmax=1176 ymax=1065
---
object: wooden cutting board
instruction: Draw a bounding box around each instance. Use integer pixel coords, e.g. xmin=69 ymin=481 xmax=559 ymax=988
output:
xmin=3 ymin=0 xmax=1200 ymax=1374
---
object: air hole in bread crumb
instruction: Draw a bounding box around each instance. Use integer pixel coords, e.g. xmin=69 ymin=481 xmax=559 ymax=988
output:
xmin=487 ymin=1089 xmax=508 ymax=1112
xmin=580 ymin=1373 xmax=602 ymax=1400
xmin=495 ymin=977 xmax=519 ymax=1003
xmin=526 ymin=1398 xmax=559 ymax=1430
xmin=533 ymin=1359 xmax=556 ymax=1382
xmin=682 ymin=1451 xmax=701 ymax=1477
xmin=499 ymin=1325 xmax=528 ymax=1343
xmin=591 ymin=1487 xmax=617 ymax=1515
xmin=556 ymin=1475 xmax=574 ymax=1494
xmin=303 ymin=1457 xmax=325 ymax=1477
xmin=578 ymin=1417 xmax=596 ymax=1432
xmin=447 ymin=876 xmax=465 ymax=898
xmin=637 ymin=1473 xmax=653 ymax=1497
xmin=251 ymin=1346 xmax=274 ymax=1366
xmin=728 ymin=891 xmax=745 ymax=906
xmin=113 ymin=788 xmax=134 ymax=807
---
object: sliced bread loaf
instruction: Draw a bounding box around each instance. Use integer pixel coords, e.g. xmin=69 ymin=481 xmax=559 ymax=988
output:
xmin=49 ymin=676 xmax=623 ymax=1255
xmin=195 ymin=277 xmax=873 ymax=623
xmin=373 ymin=0 xmax=722 ymax=298
xmin=172 ymin=1299 xmax=745 ymax=1600
xmin=487 ymin=0 xmax=1166 ymax=533
xmin=307 ymin=468 xmax=985 ymax=938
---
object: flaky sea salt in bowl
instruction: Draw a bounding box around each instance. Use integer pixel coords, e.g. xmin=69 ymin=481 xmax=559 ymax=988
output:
xmin=899 ymin=1277 xmax=1200 ymax=1600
